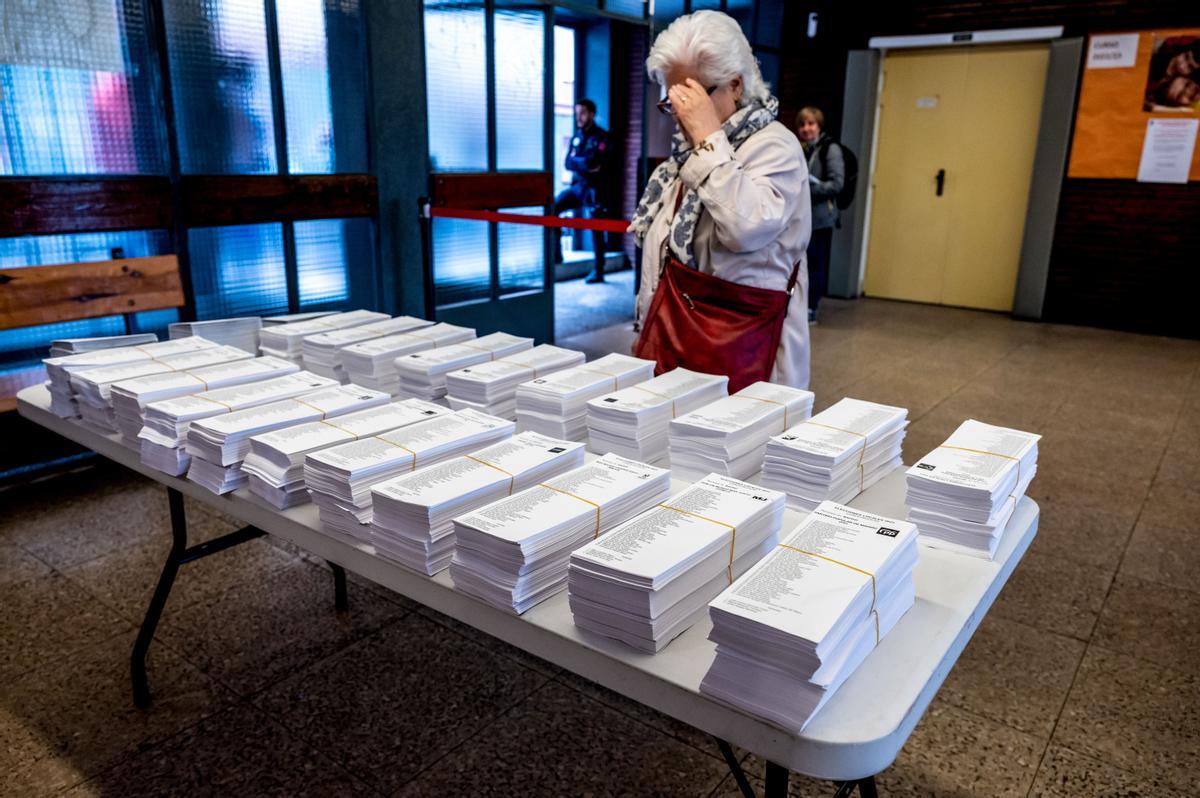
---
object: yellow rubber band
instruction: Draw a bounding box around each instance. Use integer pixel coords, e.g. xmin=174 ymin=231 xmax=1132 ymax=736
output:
xmin=465 ymin=454 xmax=516 ymax=495
xmin=802 ymin=420 xmax=868 ymax=491
xmin=629 ymin=384 xmax=676 ymax=417
xmin=777 ymin=542 xmax=877 ymax=619
xmin=937 ymin=444 xmax=1022 ymax=487
xmin=737 ymin=393 xmax=789 ymax=431
xmin=374 ymin=433 xmax=420 ymax=470
xmin=658 ymin=503 xmax=738 ymax=583
xmin=292 ymin=397 xmax=329 ymax=419
xmin=540 ymin=483 xmax=602 ymax=537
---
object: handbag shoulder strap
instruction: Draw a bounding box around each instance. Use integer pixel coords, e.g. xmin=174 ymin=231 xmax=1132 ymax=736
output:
xmin=786 ymin=260 xmax=801 ymax=294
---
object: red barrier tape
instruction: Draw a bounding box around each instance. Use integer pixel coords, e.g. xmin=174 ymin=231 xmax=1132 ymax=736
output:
xmin=428 ymin=207 xmax=632 ymax=234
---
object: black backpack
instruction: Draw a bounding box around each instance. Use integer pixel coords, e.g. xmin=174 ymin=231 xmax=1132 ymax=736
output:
xmin=819 ymin=138 xmax=859 ymax=211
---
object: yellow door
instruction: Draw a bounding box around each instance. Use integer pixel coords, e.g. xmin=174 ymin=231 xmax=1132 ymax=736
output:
xmin=864 ymin=44 xmax=1049 ymax=311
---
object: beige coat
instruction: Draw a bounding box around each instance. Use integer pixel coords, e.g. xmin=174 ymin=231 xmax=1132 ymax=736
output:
xmin=635 ymin=120 xmax=812 ymax=389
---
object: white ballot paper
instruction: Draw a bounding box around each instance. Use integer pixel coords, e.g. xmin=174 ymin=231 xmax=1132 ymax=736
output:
xmin=905 ymin=419 xmax=1040 ymax=559
xmin=517 ymin=354 xmax=657 ymax=441
xmin=300 ymin=316 xmax=434 ymax=381
xmin=258 ymin=310 xmax=389 ymax=362
xmin=169 ymin=317 xmax=262 ymax=354
xmin=669 ymin=382 xmax=815 ymax=481
xmin=586 ymin=368 xmax=729 ymax=463
xmin=762 ymin=398 xmax=908 ymax=510
xmin=568 ymin=474 xmax=786 ymax=652
xmin=700 ymin=502 xmax=919 ymax=733
xmin=340 ymin=323 xmax=475 ymax=394
xmin=370 ymin=432 xmax=586 ymax=574
xmin=139 ymin=371 xmax=338 ymax=475
xmin=305 ymin=408 xmax=515 ymax=535
xmin=243 ymin=398 xmax=451 ymax=509
xmin=185 ymin=384 xmax=391 ymax=493
xmin=445 ymin=344 xmax=586 ymax=419
xmin=396 ymin=331 xmax=534 ymax=401
xmin=50 ymin=333 xmax=157 ymax=357
xmin=112 ymin=355 xmax=300 ymax=444
xmin=449 ymin=454 xmax=672 ymax=614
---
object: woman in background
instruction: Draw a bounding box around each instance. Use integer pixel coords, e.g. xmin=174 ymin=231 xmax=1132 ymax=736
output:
xmin=796 ymin=106 xmax=844 ymax=324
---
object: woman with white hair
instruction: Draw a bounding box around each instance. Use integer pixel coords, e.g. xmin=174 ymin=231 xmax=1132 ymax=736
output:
xmin=630 ymin=10 xmax=810 ymax=390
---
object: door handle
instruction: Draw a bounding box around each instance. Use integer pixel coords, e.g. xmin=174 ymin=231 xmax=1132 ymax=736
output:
xmin=935 ymin=168 xmax=945 ymax=197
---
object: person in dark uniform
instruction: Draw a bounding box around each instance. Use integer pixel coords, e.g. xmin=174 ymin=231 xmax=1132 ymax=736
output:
xmin=554 ymin=98 xmax=609 ymax=283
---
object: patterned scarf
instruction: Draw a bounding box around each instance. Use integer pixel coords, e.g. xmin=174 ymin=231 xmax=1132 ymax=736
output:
xmin=629 ymin=95 xmax=779 ymax=268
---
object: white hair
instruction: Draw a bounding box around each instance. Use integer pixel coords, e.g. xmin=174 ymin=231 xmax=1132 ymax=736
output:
xmin=645 ymin=10 xmax=770 ymax=107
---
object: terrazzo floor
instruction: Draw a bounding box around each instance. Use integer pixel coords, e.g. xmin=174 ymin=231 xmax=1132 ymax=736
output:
xmin=2 ymin=297 xmax=1199 ymax=797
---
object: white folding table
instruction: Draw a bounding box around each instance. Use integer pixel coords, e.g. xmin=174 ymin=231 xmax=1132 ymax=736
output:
xmin=18 ymin=384 xmax=1038 ymax=798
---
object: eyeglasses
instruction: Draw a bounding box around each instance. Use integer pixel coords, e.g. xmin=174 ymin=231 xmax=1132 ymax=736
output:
xmin=656 ymin=84 xmax=718 ymax=116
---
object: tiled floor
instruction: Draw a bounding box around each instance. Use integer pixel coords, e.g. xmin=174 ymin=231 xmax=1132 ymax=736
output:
xmin=1 ymin=297 xmax=1198 ymax=797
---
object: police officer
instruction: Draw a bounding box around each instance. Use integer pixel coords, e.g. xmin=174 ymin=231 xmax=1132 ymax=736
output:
xmin=554 ymin=98 xmax=609 ymax=283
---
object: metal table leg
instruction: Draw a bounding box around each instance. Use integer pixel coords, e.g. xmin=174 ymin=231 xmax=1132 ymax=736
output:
xmin=764 ymin=761 xmax=789 ymax=798
xmin=331 ymin=562 xmax=349 ymax=612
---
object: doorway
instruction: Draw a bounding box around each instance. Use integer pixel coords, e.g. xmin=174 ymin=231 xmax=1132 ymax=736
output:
xmin=863 ymin=44 xmax=1049 ymax=311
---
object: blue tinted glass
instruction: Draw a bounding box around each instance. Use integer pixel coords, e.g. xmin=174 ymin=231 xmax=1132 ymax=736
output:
xmin=432 ymin=216 xmax=489 ymax=307
xmin=726 ymin=0 xmax=754 ymax=40
xmin=295 ymin=217 xmax=375 ymax=309
xmin=495 ymin=9 xmax=545 ymax=171
xmin=651 ymin=0 xmax=684 ymax=26
xmin=604 ymin=0 xmax=646 ymax=19
xmin=754 ymin=0 xmax=785 ymax=49
xmin=0 ymin=4 xmax=165 ymax=174
xmin=163 ymin=0 xmax=278 ymax=174
xmin=276 ymin=0 xmax=368 ymax=173
xmin=0 ymin=230 xmax=173 ymax=365
xmin=424 ymin=1 xmax=488 ymax=171
xmin=691 ymin=0 xmax=721 ymax=10
xmin=498 ymin=207 xmax=544 ymax=296
xmin=758 ymin=51 xmax=780 ymax=92
xmin=188 ymin=224 xmax=289 ymax=318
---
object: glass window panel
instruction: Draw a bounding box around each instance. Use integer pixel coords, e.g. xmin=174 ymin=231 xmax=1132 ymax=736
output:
xmin=690 ymin=0 xmax=722 ymax=10
xmin=753 ymin=0 xmax=785 ymax=49
xmin=498 ymin=207 xmax=544 ymax=296
xmin=432 ymin=216 xmax=489 ymax=307
xmin=276 ymin=0 xmax=368 ymax=173
xmin=494 ymin=8 xmax=545 ymax=171
xmin=295 ymin=217 xmax=374 ymax=309
xmin=651 ymin=0 xmax=685 ymax=27
xmin=163 ymin=0 xmax=278 ymax=174
xmin=757 ymin=51 xmax=780 ymax=93
xmin=0 ymin=230 xmax=172 ymax=366
xmin=0 ymin=2 xmax=165 ymax=174
xmin=604 ymin=0 xmax=646 ymax=20
xmin=423 ymin=1 xmax=488 ymax=172
xmin=188 ymin=223 xmax=289 ymax=318
xmin=553 ymin=26 xmax=577 ymax=192
xmin=726 ymin=0 xmax=754 ymax=40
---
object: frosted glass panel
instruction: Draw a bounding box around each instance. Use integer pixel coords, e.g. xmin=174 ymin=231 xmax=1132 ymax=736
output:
xmin=0 ymin=2 xmax=165 ymax=174
xmin=432 ymin=217 xmax=490 ymax=307
xmin=495 ymin=9 xmax=545 ymax=171
xmin=604 ymin=0 xmax=646 ymax=19
xmin=498 ymin=207 xmax=544 ymax=296
xmin=424 ymin=1 xmax=488 ymax=172
xmin=188 ymin=224 xmax=289 ymax=318
xmin=295 ymin=217 xmax=373 ymax=309
xmin=163 ymin=0 xmax=278 ymax=174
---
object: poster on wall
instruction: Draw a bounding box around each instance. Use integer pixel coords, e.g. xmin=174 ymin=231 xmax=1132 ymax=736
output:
xmin=1069 ymin=29 xmax=1200 ymax=182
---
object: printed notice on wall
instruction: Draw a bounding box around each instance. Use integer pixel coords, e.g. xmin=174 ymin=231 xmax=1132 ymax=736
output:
xmin=1137 ymin=118 xmax=1200 ymax=183
xmin=1086 ymin=34 xmax=1139 ymax=69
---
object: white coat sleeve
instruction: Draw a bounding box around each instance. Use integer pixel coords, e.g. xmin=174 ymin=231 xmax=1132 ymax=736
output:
xmin=678 ymin=128 xmax=805 ymax=254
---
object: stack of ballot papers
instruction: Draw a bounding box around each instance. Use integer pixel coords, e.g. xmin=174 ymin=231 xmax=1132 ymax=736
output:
xmin=586 ymin=368 xmax=729 ymax=462
xmin=71 ymin=344 xmax=254 ymax=433
xmin=186 ymin=384 xmax=390 ymax=494
xmin=762 ymin=398 xmax=908 ymax=511
xmin=395 ymin=332 xmax=533 ymax=401
xmin=669 ymin=382 xmax=815 ymax=481
xmin=445 ymin=344 xmax=585 ymax=419
xmin=341 ymin=323 xmax=475 ymax=394
xmin=258 ymin=310 xmax=389 ymax=363
xmin=905 ymin=419 xmax=1040 ymax=559
xmin=516 ymin=354 xmax=657 ymax=441
xmin=370 ymin=432 xmax=586 ymax=574
xmin=50 ymin=333 xmax=157 ymax=357
xmin=568 ymin=475 xmax=786 ymax=652
xmin=168 ymin=317 xmax=261 ymax=353
xmin=263 ymin=311 xmax=336 ymax=326
xmin=44 ymin=336 xmax=219 ymax=418
xmin=300 ymin=316 xmax=434 ymax=381
xmin=305 ymin=409 xmax=515 ymax=535
xmin=111 ymin=356 xmax=300 ymax=445
xmin=448 ymin=454 xmax=671 ymax=614
xmin=700 ymin=502 xmax=919 ymax=733
xmin=243 ymin=398 xmax=450 ymax=509
xmin=139 ymin=372 xmax=337 ymax=475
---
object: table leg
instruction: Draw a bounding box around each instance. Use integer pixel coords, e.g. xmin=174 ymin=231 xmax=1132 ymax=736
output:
xmin=856 ymin=777 xmax=878 ymax=798
xmin=713 ymin=738 xmax=756 ymax=798
xmin=764 ymin=762 xmax=789 ymax=798
xmin=131 ymin=487 xmax=188 ymax=709
xmin=331 ymin=562 xmax=349 ymax=612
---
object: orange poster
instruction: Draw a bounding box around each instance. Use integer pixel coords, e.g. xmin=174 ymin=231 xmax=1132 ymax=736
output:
xmin=1068 ymin=29 xmax=1200 ymax=180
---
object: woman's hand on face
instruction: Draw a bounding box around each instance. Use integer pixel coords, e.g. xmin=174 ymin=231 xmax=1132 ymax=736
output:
xmin=670 ymin=78 xmax=722 ymax=146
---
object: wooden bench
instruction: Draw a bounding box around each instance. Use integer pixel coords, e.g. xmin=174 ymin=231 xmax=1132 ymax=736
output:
xmin=0 ymin=255 xmax=185 ymax=412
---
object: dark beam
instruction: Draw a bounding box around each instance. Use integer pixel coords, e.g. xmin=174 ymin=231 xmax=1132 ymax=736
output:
xmin=180 ymin=174 xmax=378 ymax=226
xmin=0 ymin=178 xmax=172 ymax=236
xmin=429 ymin=171 xmax=554 ymax=210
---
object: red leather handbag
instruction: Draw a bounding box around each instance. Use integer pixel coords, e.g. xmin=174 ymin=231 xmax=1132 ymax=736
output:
xmin=634 ymin=252 xmax=801 ymax=394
